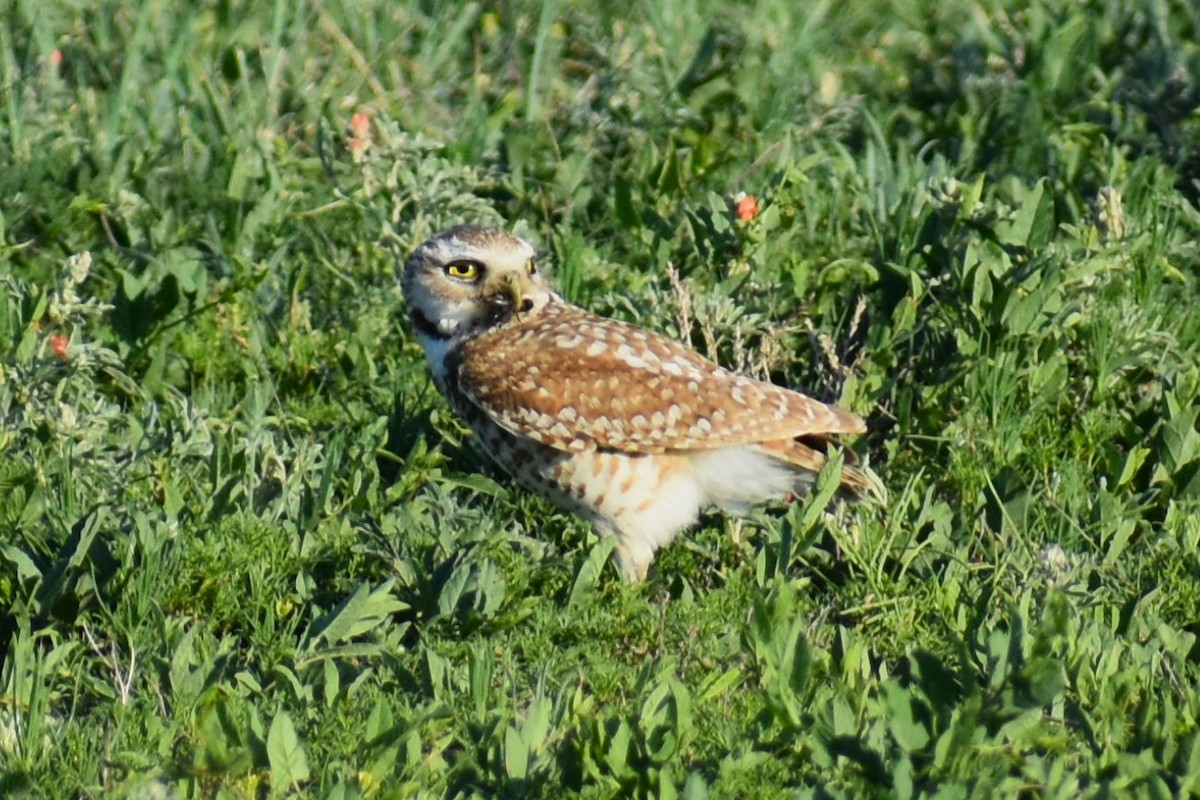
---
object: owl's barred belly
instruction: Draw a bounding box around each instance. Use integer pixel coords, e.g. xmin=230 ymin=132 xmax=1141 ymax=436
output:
xmin=461 ymin=402 xmax=705 ymax=578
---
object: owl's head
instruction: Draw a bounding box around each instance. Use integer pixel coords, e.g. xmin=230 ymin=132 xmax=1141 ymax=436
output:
xmin=402 ymin=225 xmax=554 ymax=342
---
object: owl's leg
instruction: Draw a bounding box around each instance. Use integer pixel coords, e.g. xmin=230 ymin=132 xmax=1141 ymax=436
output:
xmin=590 ymin=519 xmax=654 ymax=583
xmin=613 ymin=535 xmax=654 ymax=583
xmin=589 ymin=455 xmax=705 ymax=583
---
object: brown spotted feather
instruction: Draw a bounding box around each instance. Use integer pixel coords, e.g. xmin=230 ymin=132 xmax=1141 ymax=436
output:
xmin=454 ymin=302 xmax=864 ymax=454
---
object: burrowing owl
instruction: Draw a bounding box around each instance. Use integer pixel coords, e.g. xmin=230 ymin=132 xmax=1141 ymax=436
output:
xmin=402 ymin=225 xmax=879 ymax=581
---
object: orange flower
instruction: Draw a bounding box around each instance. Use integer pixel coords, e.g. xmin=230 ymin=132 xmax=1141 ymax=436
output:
xmin=735 ymin=193 xmax=759 ymax=222
xmin=349 ymin=112 xmax=371 ymax=159
xmin=50 ymin=335 xmax=69 ymax=359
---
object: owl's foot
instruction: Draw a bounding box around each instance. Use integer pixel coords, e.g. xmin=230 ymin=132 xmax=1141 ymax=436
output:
xmin=614 ymin=537 xmax=654 ymax=583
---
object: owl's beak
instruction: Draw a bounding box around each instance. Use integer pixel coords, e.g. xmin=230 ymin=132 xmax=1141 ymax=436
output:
xmin=483 ymin=272 xmax=532 ymax=325
xmin=502 ymin=272 xmax=526 ymax=316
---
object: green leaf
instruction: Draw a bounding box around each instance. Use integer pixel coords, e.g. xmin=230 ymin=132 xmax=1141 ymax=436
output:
xmin=365 ymin=697 xmax=394 ymax=744
xmin=707 ymin=190 xmax=730 ymax=234
xmin=267 ymin=711 xmax=310 ymax=788
xmin=1039 ymin=15 xmax=1092 ymax=96
xmin=1184 ymin=734 xmax=1200 ymax=794
xmin=999 ymin=178 xmax=1054 ymax=249
xmin=606 ymin=720 xmax=634 ymax=779
xmin=439 ymin=473 xmax=505 ymax=496
xmin=304 ymin=580 xmax=407 ymax=651
xmin=505 ymin=725 xmax=530 ymax=780
xmin=469 ymin=641 xmax=494 ymax=722
xmin=656 ymin=140 xmax=682 ymax=194
xmin=696 ymin=667 xmax=743 ymax=703
xmin=749 ymin=583 xmax=811 ymax=728
xmin=322 ymin=656 xmax=340 ymax=708
xmin=1115 ymin=446 xmax=1150 ymax=488
xmin=958 ymin=174 xmax=987 ymax=220
xmin=520 ymin=696 xmax=553 ymax=754
xmin=1001 ymin=274 xmax=1051 ymax=335
xmin=1102 ymin=517 xmax=1137 ymax=566
xmin=682 ymin=772 xmax=709 ymax=800
xmin=0 ymin=544 xmax=41 ymax=582
xmin=800 ymin=448 xmax=847 ymax=531
xmin=567 ymin=536 xmax=618 ymax=608
xmin=437 ymin=563 xmax=472 ymax=617
xmin=1020 ymin=657 xmax=1066 ymax=707
xmin=1159 ymin=402 xmax=1199 ymax=475
xmin=997 ymin=708 xmax=1047 ymax=747
xmin=885 ymin=681 xmax=930 ymax=753
xmin=615 ymin=179 xmax=638 ymax=229
xmin=14 ymin=290 xmax=47 ymax=363
xmin=639 ymin=676 xmax=693 ymax=763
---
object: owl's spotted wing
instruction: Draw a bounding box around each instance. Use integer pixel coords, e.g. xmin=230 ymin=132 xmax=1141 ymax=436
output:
xmin=453 ymin=303 xmax=865 ymax=454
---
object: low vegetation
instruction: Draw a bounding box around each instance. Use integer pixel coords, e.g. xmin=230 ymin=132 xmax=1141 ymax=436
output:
xmin=2 ymin=1 xmax=1199 ymax=796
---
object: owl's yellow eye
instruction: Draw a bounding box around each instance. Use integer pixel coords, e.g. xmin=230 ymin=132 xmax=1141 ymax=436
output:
xmin=525 ymin=259 xmax=537 ymax=276
xmin=445 ymin=260 xmax=482 ymax=281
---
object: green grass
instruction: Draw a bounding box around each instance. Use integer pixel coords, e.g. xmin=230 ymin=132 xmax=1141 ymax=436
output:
xmin=3 ymin=0 xmax=1200 ymax=796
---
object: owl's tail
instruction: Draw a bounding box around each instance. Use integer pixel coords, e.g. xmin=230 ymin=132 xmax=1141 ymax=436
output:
xmin=754 ymin=436 xmax=887 ymax=505
xmin=688 ymin=438 xmax=885 ymax=515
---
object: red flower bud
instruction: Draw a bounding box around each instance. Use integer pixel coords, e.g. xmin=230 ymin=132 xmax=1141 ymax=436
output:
xmin=735 ymin=194 xmax=759 ymax=221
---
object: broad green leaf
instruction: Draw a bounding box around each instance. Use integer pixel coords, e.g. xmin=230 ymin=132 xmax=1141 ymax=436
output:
xmin=999 ymin=178 xmax=1054 ymax=248
xmin=322 ymin=657 xmax=340 ymax=708
xmin=438 ymin=473 xmax=505 ymax=496
xmin=15 ymin=290 xmax=47 ymax=363
xmin=0 ymin=544 xmax=41 ymax=581
xmin=520 ymin=696 xmax=553 ymax=753
xmin=1115 ymin=446 xmax=1149 ymax=488
xmin=505 ymin=725 xmax=530 ymax=780
xmin=437 ymin=564 xmax=471 ymax=617
xmin=656 ymin=141 xmax=682 ymax=194
xmin=1184 ymin=734 xmax=1200 ymax=794
xmin=639 ymin=676 xmax=693 ymax=763
xmin=885 ymin=681 xmax=930 ymax=752
xmin=606 ymin=720 xmax=634 ymax=779
xmin=997 ymin=709 xmax=1046 ymax=748
xmin=893 ymin=753 xmax=915 ymax=800
xmin=1102 ymin=517 xmax=1137 ymax=566
xmin=425 ymin=650 xmax=448 ymax=701
xmin=682 ymin=772 xmax=709 ymax=800
xmin=957 ymin=173 xmax=986 ymax=220
xmin=267 ymin=711 xmax=310 ymax=788
xmin=304 ymin=580 xmax=407 ymax=651
xmin=365 ymin=697 xmax=394 ymax=744
xmin=615 ymin=179 xmax=638 ymax=229
xmin=567 ymin=536 xmax=618 ymax=608
xmin=707 ymin=190 xmax=731 ymax=234
xmin=1039 ymin=15 xmax=1092 ymax=96
xmin=1159 ymin=404 xmax=1199 ymax=475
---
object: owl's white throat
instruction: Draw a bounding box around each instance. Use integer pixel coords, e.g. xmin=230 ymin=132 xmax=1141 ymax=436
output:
xmin=409 ymin=309 xmax=458 ymax=340
xmin=409 ymin=308 xmax=464 ymax=386
xmin=415 ymin=329 xmax=455 ymax=385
